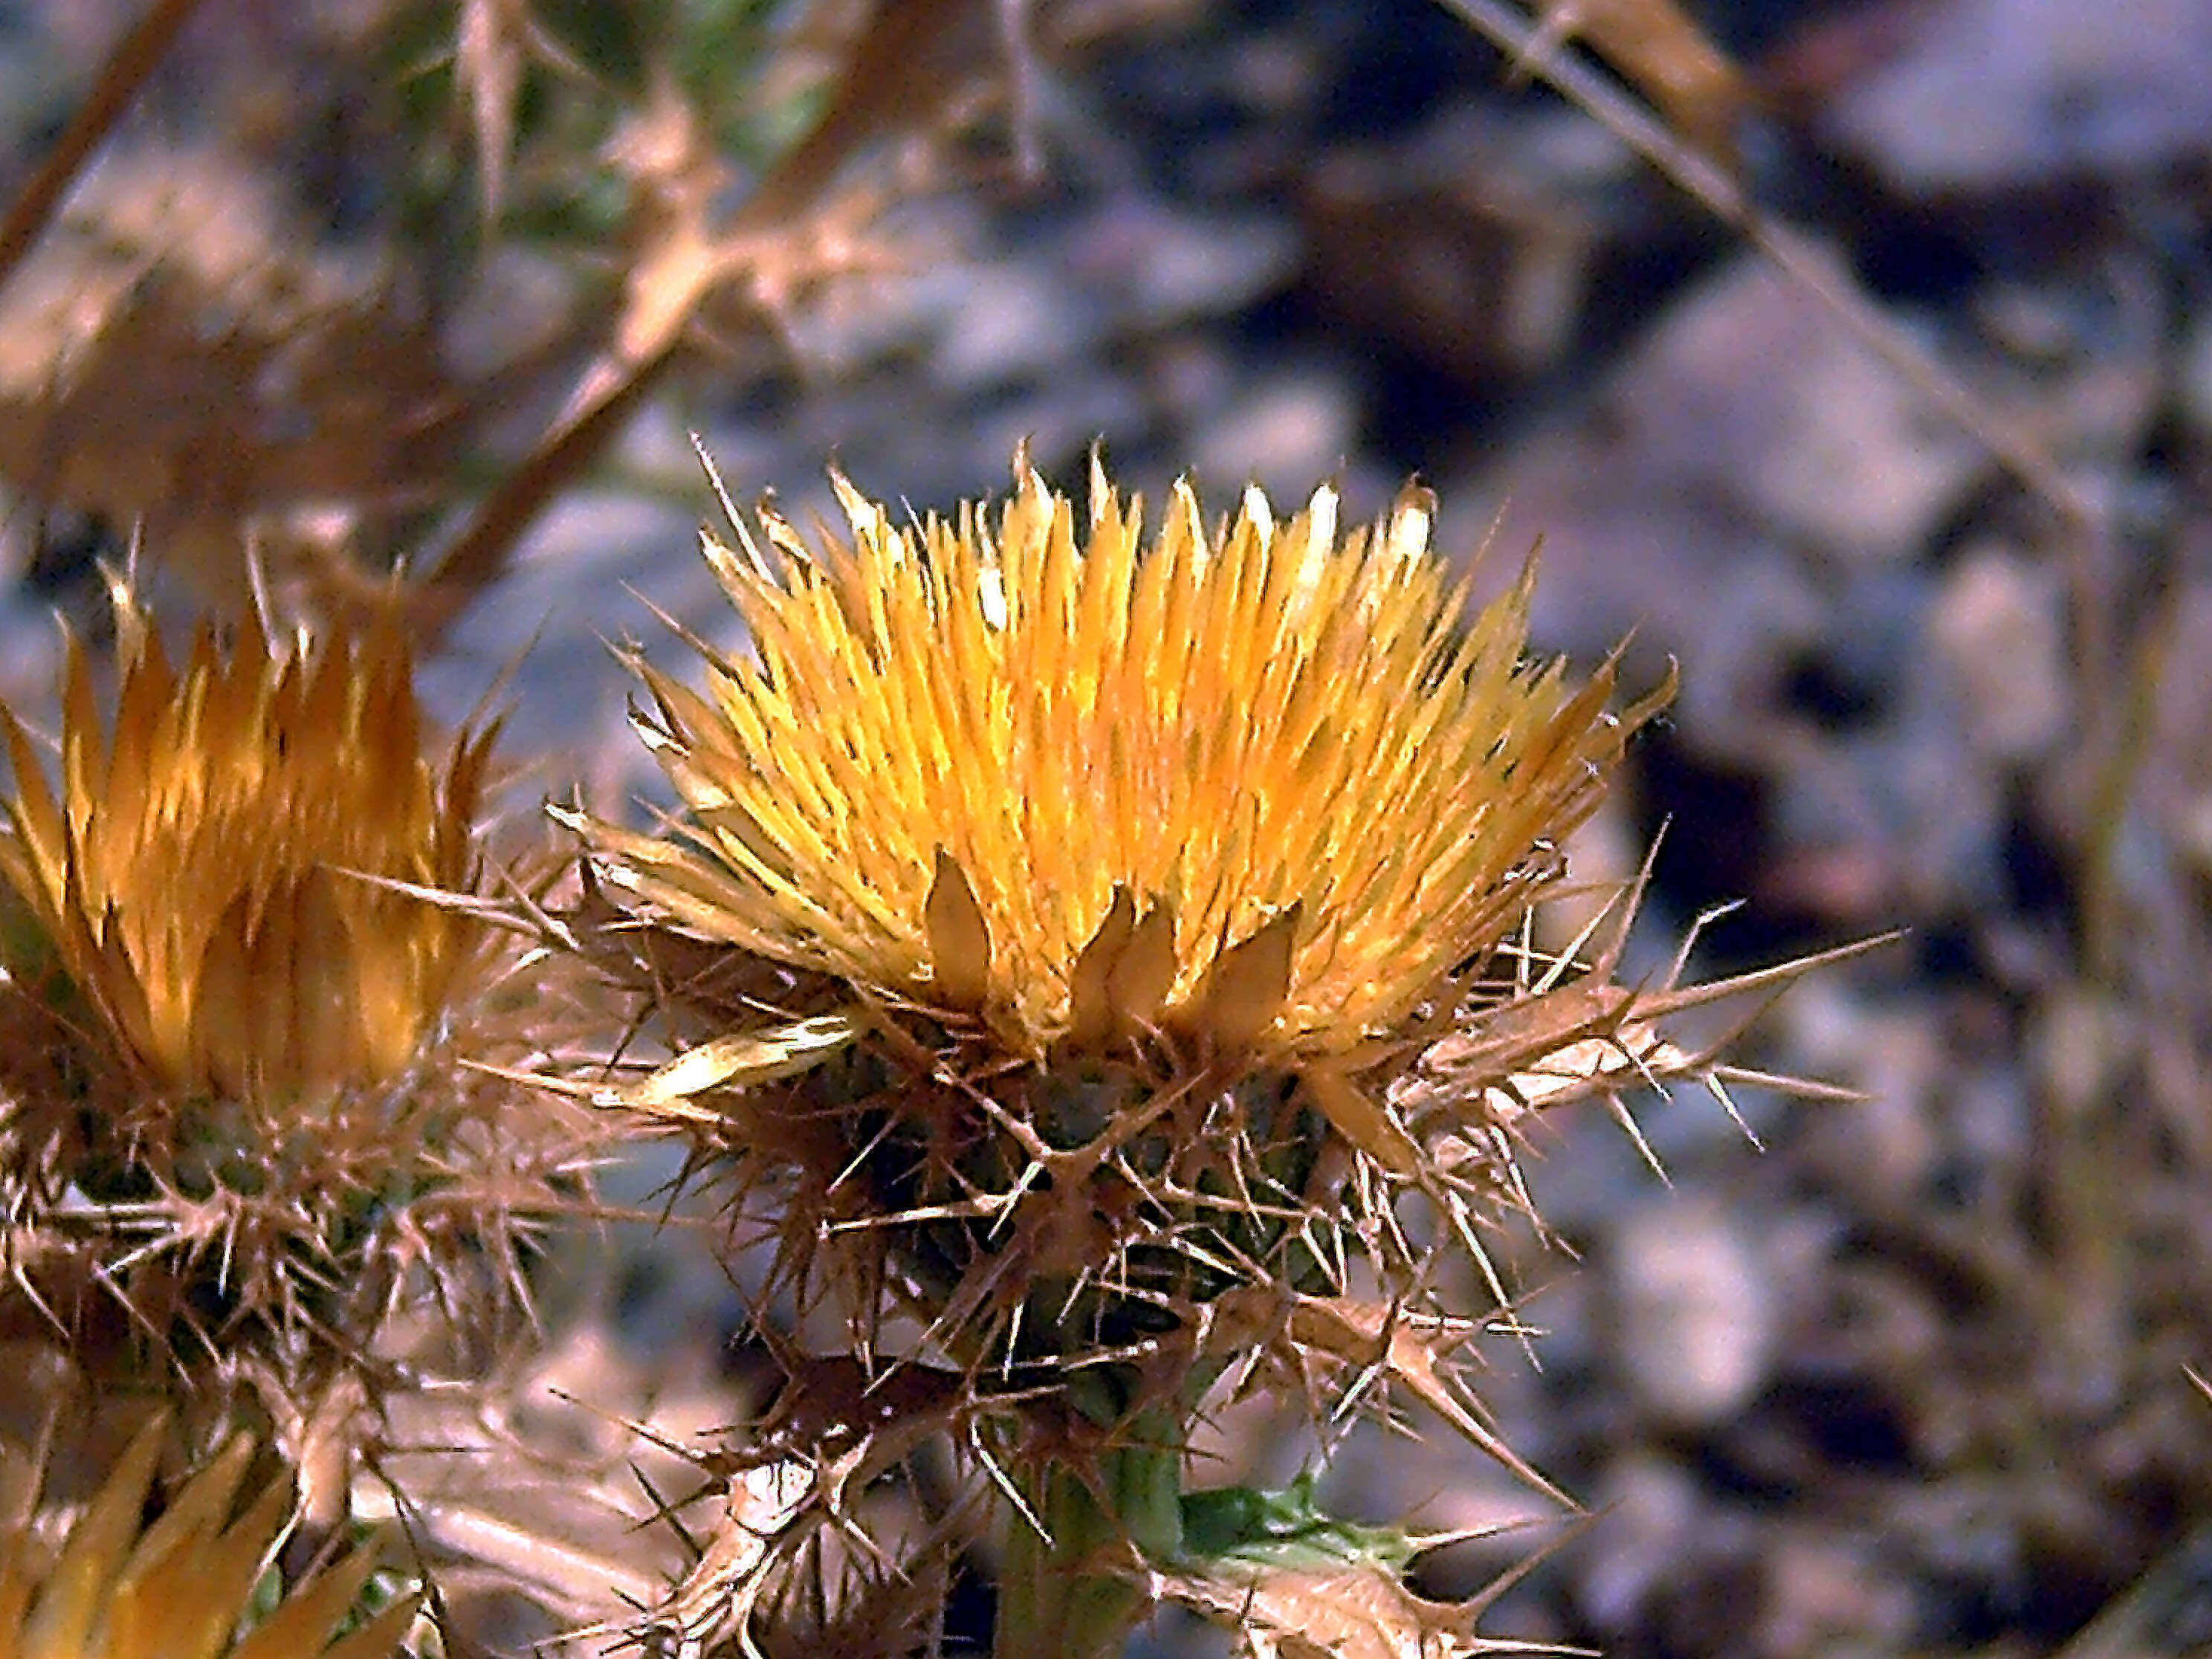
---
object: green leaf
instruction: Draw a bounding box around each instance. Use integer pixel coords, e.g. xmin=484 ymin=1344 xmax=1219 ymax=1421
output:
xmin=1177 ymin=1474 xmax=1419 ymax=1574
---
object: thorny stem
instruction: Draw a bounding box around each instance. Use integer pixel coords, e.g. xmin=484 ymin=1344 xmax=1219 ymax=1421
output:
xmin=415 ymin=336 xmax=682 ymax=635
xmin=994 ymin=1364 xmax=1202 ymax=1659
xmin=995 ymin=1404 xmax=1188 ymax=1659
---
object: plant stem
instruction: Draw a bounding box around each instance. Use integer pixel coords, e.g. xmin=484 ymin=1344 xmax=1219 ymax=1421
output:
xmin=0 ymin=0 xmax=208 ymax=291
xmin=993 ymin=1404 xmax=1187 ymax=1659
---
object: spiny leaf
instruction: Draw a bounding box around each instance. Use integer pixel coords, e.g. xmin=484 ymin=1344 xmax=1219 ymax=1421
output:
xmin=1288 ymin=1297 xmax=1574 ymax=1510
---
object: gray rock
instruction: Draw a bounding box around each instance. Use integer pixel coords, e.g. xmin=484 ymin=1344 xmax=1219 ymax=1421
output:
xmin=1928 ymin=541 xmax=2069 ymax=763
xmin=1603 ymin=1197 xmax=1777 ymax=1432
xmin=1825 ymin=0 xmax=2212 ymax=192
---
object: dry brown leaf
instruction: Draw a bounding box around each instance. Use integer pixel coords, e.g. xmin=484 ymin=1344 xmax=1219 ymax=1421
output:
xmin=1153 ymin=1556 xmax=1513 ymax=1659
xmin=1522 ymin=0 xmax=1750 ymax=169
xmin=0 ymin=144 xmax=462 ymax=608
xmin=416 ymin=0 xmax=997 ymax=627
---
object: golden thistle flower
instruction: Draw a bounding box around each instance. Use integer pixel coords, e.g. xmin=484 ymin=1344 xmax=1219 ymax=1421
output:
xmin=0 ymin=1417 xmax=415 ymax=1659
xmin=0 ymin=608 xmax=496 ymax=1102
xmin=575 ymin=456 xmax=1660 ymax=1167
xmin=0 ymin=598 xmax=581 ymax=1446
xmin=567 ymin=452 xmax=1687 ymax=1395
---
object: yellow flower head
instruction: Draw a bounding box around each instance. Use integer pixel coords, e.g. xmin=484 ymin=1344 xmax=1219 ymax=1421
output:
xmin=0 ymin=609 xmax=497 ymax=1102
xmin=566 ymin=452 xmax=1788 ymax=1503
xmin=0 ymin=1417 xmax=415 ymax=1659
xmin=0 ymin=604 xmax=574 ymax=1429
xmin=579 ymin=456 xmax=1658 ymax=1160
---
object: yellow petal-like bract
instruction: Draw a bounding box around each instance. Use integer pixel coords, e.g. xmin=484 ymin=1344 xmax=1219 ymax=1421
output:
xmin=0 ymin=1417 xmax=415 ymax=1659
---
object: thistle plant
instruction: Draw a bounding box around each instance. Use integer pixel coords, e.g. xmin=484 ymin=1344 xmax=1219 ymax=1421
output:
xmin=0 ymin=595 xmax=587 ymax=1471
xmin=561 ymin=454 xmax=1839 ymax=1657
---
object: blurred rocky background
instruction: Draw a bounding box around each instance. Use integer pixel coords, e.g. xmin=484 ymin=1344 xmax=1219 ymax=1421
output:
xmin=5 ymin=0 xmax=2212 ymax=1655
